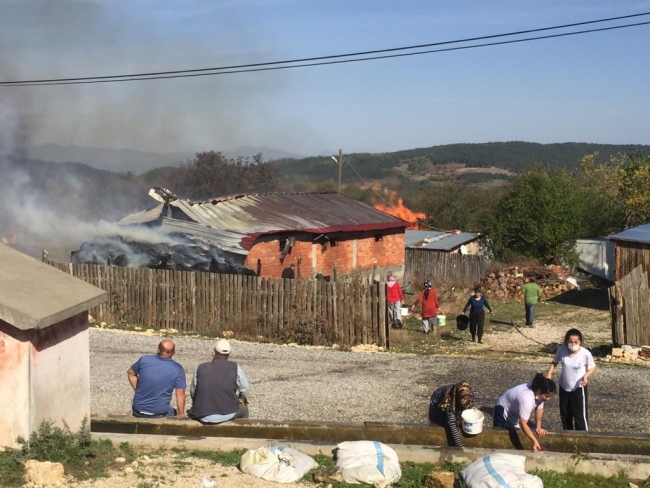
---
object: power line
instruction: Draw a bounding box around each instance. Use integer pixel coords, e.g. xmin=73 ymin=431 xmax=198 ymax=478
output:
xmin=343 ymin=158 xmax=389 ymax=206
xmin=1 ymin=13 xmax=649 ymax=86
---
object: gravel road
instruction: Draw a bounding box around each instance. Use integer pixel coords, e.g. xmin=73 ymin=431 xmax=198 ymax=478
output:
xmin=91 ymin=329 xmax=650 ymax=433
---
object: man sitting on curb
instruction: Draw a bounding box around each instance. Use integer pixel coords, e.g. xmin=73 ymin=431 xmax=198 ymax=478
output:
xmin=189 ymin=339 xmax=250 ymax=424
xmin=127 ymin=339 xmax=187 ymax=418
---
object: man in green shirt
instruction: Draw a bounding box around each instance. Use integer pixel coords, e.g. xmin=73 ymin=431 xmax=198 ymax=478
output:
xmin=521 ymin=277 xmax=542 ymax=328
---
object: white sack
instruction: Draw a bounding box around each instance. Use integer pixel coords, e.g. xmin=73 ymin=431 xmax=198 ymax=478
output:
xmin=460 ymin=453 xmax=543 ymax=488
xmin=335 ymin=440 xmax=401 ymax=488
xmin=240 ymin=446 xmax=318 ymax=483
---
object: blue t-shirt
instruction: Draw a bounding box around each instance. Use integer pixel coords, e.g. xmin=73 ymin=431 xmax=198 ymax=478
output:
xmin=131 ymin=355 xmax=186 ymax=414
xmin=463 ymin=295 xmax=492 ymax=314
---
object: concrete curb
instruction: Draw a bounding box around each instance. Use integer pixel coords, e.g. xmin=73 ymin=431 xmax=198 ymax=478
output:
xmin=94 ymin=432 xmax=650 ymax=480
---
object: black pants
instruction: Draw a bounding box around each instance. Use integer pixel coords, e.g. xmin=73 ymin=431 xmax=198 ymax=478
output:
xmin=469 ymin=312 xmax=485 ymax=340
xmin=560 ymin=386 xmax=589 ymax=431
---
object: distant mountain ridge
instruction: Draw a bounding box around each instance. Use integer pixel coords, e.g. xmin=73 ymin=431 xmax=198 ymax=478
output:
xmin=26 ymin=144 xmax=304 ymax=174
xmin=275 ymin=141 xmax=650 ymax=184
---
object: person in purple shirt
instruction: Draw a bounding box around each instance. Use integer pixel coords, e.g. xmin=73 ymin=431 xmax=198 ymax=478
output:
xmin=127 ymin=339 xmax=187 ymax=418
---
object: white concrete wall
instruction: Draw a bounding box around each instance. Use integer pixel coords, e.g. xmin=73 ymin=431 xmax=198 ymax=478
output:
xmin=575 ymin=239 xmax=615 ymax=281
xmin=0 ymin=312 xmax=90 ymax=448
xmin=0 ymin=321 xmax=30 ymax=448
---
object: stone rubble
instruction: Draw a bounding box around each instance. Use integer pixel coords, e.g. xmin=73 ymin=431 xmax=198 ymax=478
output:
xmin=24 ymin=460 xmax=65 ymax=486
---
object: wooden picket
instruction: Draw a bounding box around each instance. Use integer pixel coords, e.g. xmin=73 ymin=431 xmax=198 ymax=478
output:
xmin=44 ymin=260 xmax=387 ymax=347
xmin=405 ymin=249 xmax=489 ymax=287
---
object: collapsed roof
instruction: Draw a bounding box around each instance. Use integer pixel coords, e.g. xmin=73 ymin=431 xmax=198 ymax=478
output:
xmin=119 ymin=188 xmax=410 ymax=255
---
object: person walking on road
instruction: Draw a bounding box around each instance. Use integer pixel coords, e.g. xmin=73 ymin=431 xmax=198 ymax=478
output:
xmin=546 ymin=329 xmax=596 ymax=431
xmin=412 ymin=280 xmax=439 ymax=335
xmin=462 ymin=287 xmax=493 ymax=344
xmin=387 ymin=273 xmax=404 ymax=329
xmin=521 ymin=276 xmax=542 ymax=327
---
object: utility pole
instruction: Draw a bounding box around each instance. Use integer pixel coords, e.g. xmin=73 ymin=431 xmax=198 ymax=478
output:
xmin=337 ymin=149 xmax=343 ymax=193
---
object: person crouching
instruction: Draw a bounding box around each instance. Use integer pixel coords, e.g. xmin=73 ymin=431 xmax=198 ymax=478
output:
xmin=189 ymin=339 xmax=250 ymax=424
xmin=428 ymin=380 xmax=477 ymax=447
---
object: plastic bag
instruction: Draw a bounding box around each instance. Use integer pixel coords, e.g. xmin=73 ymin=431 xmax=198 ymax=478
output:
xmin=335 ymin=441 xmax=401 ymax=488
xmin=240 ymin=446 xmax=318 ymax=483
xmin=460 ymin=453 xmax=543 ymax=488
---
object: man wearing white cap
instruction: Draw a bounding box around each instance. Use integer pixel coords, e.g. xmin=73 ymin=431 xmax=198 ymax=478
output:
xmin=188 ymin=339 xmax=250 ymax=423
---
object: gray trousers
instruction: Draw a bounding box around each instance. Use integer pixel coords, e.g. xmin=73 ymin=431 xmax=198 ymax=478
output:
xmin=388 ymin=301 xmax=401 ymax=325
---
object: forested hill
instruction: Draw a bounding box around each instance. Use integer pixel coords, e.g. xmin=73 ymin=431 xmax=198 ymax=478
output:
xmin=275 ymin=142 xmax=650 ymax=181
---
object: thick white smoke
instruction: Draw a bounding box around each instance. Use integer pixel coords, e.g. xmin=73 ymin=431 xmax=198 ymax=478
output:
xmin=0 ymin=102 xmax=178 ymax=259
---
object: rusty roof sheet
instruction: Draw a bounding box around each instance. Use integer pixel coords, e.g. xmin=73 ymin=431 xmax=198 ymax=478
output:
xmin=119 ymin=191 xmax=409 ymax=253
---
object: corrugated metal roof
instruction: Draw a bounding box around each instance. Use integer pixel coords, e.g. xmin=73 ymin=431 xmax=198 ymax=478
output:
xmin=118 ymin=203 xmax=165 ymax=226
xmin=609 ymin=224 xmax=650 ymax=244
xmin=158 ymin=218 xmax=249 ymax=256
xmin=119 ymin=191 xmax=409 ymax=253
xmin=405 ymin=230 xmax=481 ymax=251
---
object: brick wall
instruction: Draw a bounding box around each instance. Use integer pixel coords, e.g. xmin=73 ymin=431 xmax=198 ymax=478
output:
xmin=244 ymin=230 xmax=405 ymax=278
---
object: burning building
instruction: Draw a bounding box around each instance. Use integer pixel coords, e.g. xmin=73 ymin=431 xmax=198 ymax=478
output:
xmin=106 ymin=188 xmax=410 ymax=278
xmin=372 ymin=190 xmax=425 ymax=230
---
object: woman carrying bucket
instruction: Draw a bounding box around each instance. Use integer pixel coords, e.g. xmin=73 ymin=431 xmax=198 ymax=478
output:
xmin=412 ymin=280 xmax=439 ymax=335
xmin=462 ymin=287 xmax=493 ymax=344
xmin=493 ymin=373 xmax=556 ymax=451
xmin=428 ymin=381 xmax=477 ymax=447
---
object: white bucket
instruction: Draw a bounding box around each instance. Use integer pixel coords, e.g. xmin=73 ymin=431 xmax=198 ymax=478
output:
xmin=436 ymin=314 xmax=446 ymax=326
xmin=461 ymin=409 xmax=484 ymax=435
xmin=400 ymin=307 xmax=409 ymax=317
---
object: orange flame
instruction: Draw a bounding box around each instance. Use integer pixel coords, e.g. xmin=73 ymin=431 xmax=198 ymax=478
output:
xmin=373 ymin=190 xmax=425 ymax=229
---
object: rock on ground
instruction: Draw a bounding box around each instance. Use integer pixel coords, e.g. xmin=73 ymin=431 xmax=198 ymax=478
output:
xmin=24 ymin=460 xmax=65 ymax=485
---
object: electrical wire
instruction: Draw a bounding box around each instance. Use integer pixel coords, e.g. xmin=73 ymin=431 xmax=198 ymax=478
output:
xmin=2 ymin=15 xmax=649 ymax=86
xmin=343 ymin=158 xmax=390 ymax=206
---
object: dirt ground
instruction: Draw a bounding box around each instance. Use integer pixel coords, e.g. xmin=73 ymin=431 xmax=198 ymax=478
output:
xmin=62 ymin=451 xmax=309 ymax=488
xmin=394 ymin=287 xmax=614 ymax=360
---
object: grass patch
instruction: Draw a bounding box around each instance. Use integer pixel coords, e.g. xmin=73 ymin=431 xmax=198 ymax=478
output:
xmin=154 ymin=448 xmax=650 ymax=488
xmin=181 ymin=449 xmax=246 ymax=467
xmin=0 ymin=448 xmax=25 ymax=487
xmin=533 ymin=469 xmax=636 ymax=488
xmin=0 ymin=420 xmax=134 ymax=487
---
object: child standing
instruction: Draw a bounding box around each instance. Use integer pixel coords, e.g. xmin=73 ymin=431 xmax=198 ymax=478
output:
xmin=546 ymin=328 xmax=596 ymax=431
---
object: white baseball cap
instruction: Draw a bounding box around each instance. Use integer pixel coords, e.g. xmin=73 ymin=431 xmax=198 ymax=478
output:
xmin=215 ymin=339 xmax=232 ymax=355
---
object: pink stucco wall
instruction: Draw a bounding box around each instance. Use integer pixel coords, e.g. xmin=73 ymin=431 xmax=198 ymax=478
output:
xmin=0 ymin=312 xmax=90 ymax=449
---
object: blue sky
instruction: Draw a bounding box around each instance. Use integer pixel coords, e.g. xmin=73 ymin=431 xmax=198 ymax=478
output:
xmin=1 ymin=0 xmax=649 ymax=157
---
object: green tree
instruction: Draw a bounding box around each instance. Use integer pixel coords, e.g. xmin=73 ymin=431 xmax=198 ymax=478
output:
xmin=579 ymin=151 xmax=650 ymax=231
xmin=483 ymin=168 xmax=583 ymax=264
xmin=172 ymin=151 xmax=279 ymax=199
xmin=419 ymin=179 xmax=500 ymax=231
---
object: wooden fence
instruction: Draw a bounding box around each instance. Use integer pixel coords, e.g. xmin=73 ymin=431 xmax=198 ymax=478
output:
xmin=609 ymin=264 xmax=650 ymax=346
xmin=45 ymin=261 xmax=389 ymax=347
xmin=404 ymin=250 xmax=489 ymax=287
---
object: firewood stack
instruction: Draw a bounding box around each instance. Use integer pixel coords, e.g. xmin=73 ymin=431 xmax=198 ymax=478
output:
xmin=475 ymin=265 xmax=575 ymax=300
xmin=640 ymin=346 xmax=650 ymax=360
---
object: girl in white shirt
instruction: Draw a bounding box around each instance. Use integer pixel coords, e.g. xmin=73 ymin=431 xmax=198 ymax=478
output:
xmin=546 ymin=328 xmax=596 ymax=431
xmin=493 ymin=373 xmax=557 ymax=451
